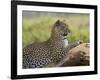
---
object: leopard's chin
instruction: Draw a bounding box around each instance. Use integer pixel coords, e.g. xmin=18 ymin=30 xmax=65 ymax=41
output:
xmin=63 ymin=36 xmax=67 ymax=40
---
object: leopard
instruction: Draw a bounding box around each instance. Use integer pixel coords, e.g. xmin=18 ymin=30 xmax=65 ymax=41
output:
xmin=23 ymin=20 xmax=81 ymax=68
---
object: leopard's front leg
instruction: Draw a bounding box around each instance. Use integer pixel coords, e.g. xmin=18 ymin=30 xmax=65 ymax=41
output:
xmin=65 ymin=40 xmax=83 ymax=53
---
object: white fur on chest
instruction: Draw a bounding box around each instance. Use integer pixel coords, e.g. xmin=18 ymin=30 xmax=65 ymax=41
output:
xmin=63 ymin=39 xmax=68 ymax=48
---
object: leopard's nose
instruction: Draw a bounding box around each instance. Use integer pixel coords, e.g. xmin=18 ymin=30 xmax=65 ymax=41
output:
xmin=63 ymin=33 xmax=67 ymax=36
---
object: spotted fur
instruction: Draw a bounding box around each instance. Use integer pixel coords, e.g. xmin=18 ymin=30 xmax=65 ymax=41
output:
xmin=23 ymin=20 xmax=79 ymax=68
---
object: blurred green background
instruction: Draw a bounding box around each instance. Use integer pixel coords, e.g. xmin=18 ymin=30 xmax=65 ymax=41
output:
xmin=22 ymin=11 xmax=90 ymax=47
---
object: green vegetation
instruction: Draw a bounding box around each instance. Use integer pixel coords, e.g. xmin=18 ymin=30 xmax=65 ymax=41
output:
xmin=23 ymin=15 xmax=89 ymax=47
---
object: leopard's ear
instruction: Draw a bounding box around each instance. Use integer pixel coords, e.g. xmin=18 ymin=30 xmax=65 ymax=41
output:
xmin=55 ymin=20 xmax=60 ymax=25
xmin=53 ymin=20 xmax=61 ymax=30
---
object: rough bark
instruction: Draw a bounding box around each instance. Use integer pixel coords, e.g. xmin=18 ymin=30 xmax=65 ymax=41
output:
xmin=56 ymin=43 xmax=89 ymax=67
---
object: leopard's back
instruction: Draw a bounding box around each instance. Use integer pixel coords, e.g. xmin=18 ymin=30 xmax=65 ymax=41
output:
xmin=23 ymin=42 xmax=51 ymax=68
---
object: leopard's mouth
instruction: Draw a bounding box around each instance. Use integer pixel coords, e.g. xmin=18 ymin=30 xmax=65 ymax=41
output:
xmin=63 ymin=34 xmax=67 ymax=40
xmin=63 ymin=37 xmax=67 ymax=40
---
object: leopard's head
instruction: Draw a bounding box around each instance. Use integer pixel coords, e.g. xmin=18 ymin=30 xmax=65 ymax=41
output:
xmin=52 ymin=20 xmax=70 ymax=40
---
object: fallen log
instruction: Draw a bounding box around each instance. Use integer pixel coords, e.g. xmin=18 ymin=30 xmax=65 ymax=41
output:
xmin=56 ymin=43 xmax=90 ymax=67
